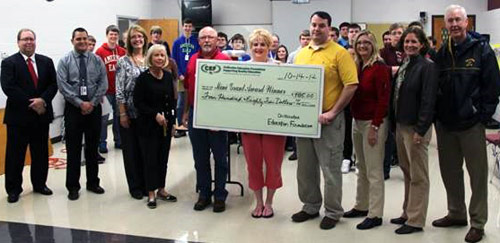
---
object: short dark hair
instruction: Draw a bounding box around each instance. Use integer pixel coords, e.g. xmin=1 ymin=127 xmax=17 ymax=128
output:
xmin=348 ymin=23 xmax=361 ymax=31
xmin=218 ymin=32 xmax=228 ymax=41
xmin=382 ymin=31 xmax=390 ymax=38
xmin=106 ymin=25 xmax=120 ymax=35
xmin=272 ymin=33 xmax=280 ymax=42
xmin=230 ymin=33 xmax=245 ymax=44
xmin=17 ymin=28 xmax=36 ymax=41
xmin=398 ymin=26 xmax=430 ymax=55
xmin=330 ymin=27 xmax=339 ymax=36
xmin=88 ymin=35 xmax=96 ymax=43
xmin=183 ymin=18 xmax=193 ymax=25
xmin=408 ymin=21 xmax=424 ymax=29
xmin=339 ymin=22 xmax=350 ymax=29
xmin=72 ymin=27 xmax=88 ymax=40
xmin=310 ymin=11 xmax=332 ymax=27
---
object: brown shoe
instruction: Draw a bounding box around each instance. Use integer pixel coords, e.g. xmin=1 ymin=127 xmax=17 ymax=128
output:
xmin=213 ymin=200 xmax=226 ymax=213
xmin=465 ymin=227 xmax=484 ymax=243
xmin=432 ymin=216 xmax=468 ymax=227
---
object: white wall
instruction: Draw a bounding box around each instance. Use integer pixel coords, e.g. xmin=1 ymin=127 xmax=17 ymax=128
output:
xmin=0 ymin=0 xmax=154 ymax=138
xmin=352 ymin=0 xmax=488 ymax=37
xmin=477 ymin=8 xmax=500 ymax=44
xmin=272 ymin=0 xmax=352 ymax=51
xmin=151 ymin=0 xmax=181 ymax=19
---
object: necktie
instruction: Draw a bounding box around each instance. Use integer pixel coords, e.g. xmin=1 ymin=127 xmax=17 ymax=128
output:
xmin=78 ymin=54 xmax=89 ymax=101
xmin=27 ymin=57 xmax=38 ymax=88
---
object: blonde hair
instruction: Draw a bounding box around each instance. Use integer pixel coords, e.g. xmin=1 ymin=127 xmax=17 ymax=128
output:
xmin=353 ymin=30 xmax=384 ymax=69
xmin=248 ymin=29 xmax=273 ymax=49
xmin=126 ymin=25 xmax=148 ymax=56
xmin=145 ymin=44 xmax=168 ymax=68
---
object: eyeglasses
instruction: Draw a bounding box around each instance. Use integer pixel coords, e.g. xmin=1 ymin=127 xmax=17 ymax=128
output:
xmin=356 ymin=41 xmax=372 ymax=46
xmin=19 ymin=38 xmax=35 ymax=42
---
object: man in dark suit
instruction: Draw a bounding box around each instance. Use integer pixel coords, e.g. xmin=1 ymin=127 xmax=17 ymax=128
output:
xmin=1 ymin=28 xmax=58 ymax=203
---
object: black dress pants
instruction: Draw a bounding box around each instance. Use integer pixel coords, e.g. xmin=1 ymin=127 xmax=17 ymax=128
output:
xmin=120 ymin=119 xmax=145 ymax=194
xmin=5 ymin=122 xmax=49 ymax=195
xmin=64 ymin=103 xmax=101 ymax=192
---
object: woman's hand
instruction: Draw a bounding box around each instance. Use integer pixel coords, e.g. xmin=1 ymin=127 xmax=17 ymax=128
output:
xmin=156 ymin=113 xmax=167 ymax=126
xmin=413 ymin=133 xmax=423 ymax=144
xmin=368 ymin=126 xmax=378 ymax=146
xmin=120 ymin=114 xmax=130 ymax=128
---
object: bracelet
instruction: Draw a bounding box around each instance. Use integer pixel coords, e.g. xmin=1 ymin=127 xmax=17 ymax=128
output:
xmin=370 ymin=125 xmax=379 ymax=131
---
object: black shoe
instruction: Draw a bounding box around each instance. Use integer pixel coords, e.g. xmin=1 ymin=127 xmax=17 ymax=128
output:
xmin=390 ymin=217 xmax=408 ymax=225
xmin=174 ymin=130 xmax=186 ymax=138
xmin=131 ymin=191 xmax=143 ymax=200
xmin=213 ymin=200 xmax=226 ymax=213
xmin=432 ymin=216 xmax=468 ymax=227
xmin=356 ymin=217 xmax=382 ymax=230
xmin=87 ymin=186 xmax=105 ymax=194
xmin=320 ymin=216 xmax=338 ymax=230
xmin=34 ymin=186 xmax=53 ymax=195
xmin=288 ymin=152 xmax=297 ymax=161
xmin=157 ymin=192 xmax=177 ymax=202
xmin=7 ymin=194 xmax=19 ymax=203
xmin=384 ymin=174 xmax=390 ymax=180
xmin=465 ymin=227 xmax=484 ymax=243
xmin=343 ymin=208 xmax=368 ymax=218
xmin=291 ymin=211 xmax=320 ymax=222
xmin=395 ymin=224 xmax=423 ymax=234
xmin=97 ymin=154 xmax=106 ymax=164
xmin=147 ymin=198 xmax=157 ymax=209
xmin=68 ymin=191 xmax=79 ymax=201
xmin=114 ymin=143 xmax=122 ymax=149
xmin=194 ymin=198 xmax=211 ymax=211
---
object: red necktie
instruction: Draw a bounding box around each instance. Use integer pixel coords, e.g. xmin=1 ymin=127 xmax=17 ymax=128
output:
xmin=27 ymin=57 xmax=38 ymax=88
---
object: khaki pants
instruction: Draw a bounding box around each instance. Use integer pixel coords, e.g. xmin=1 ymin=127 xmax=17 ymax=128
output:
xmin=296 ymin=112 xmax=344 ymax=220
xmin=435 ymin=122 xmax=488 ymax=229
xmin=395 ymin=124 xmax=431 ymax=227
xmin=352 ymin=119 xmax=388 ymax=218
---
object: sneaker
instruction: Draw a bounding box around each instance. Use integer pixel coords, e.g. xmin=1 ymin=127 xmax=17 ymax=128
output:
xmin=99 ymin=143 xmax=108 ymax=153
xmin=341 ymin=159 xmax=351 ymax=174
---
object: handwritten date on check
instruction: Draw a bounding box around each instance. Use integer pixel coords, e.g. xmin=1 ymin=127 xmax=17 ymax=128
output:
xmin=193 ymin=59 xmax=324 ymax=138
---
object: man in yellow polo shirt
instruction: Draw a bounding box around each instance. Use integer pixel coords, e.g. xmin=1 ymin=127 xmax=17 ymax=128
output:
xmin=291 ymin=11 xmax=358 ymax=230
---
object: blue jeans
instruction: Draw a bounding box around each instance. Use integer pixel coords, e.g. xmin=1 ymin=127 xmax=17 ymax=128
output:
xmin=100 ymin=94 xmax=121 ymax=146
xmin=383 ymin=130 xmax=397 ymax=177
xmin=188 ymin=108 xmax=228 ymax=201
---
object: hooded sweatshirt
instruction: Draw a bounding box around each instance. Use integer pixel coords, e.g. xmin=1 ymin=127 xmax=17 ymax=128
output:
xmin=95 ymin=43 xmax=126 ymax=95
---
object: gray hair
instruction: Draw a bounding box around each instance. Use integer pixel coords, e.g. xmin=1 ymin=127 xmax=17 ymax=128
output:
xmin=445 ymin=4 xmax=467 ymax=19
xmin=145 ymin=44 xmax=167 ymax=68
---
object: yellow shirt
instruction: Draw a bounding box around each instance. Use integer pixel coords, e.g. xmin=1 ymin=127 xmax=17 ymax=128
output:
xmin=295 ymin=40 xmax=358 ymax=111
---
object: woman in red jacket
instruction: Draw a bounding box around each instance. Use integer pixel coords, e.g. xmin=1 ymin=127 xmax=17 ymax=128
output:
xmin=343 ymin=30 xmax=391 ymax=230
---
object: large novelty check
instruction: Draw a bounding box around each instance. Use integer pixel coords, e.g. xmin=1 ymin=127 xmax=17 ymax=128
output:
xmin=193 ymin=59 xmax=324 ymax=138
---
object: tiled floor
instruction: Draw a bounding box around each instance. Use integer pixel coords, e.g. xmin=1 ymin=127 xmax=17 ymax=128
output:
xmin=1 ymin=127 xmax=500 ymax=243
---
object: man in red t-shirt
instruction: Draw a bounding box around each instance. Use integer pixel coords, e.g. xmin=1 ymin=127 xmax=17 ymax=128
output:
xmin=182 ymin=26 xmax=231 ymax=213
xmin=95 ymin=25 xmax=126 ymax=153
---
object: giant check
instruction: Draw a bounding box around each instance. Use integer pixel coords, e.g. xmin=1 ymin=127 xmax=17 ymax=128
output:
xmin=193 ymin=59 xmax=324 ymax=138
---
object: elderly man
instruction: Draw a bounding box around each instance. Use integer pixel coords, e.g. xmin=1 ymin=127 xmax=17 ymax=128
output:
xmin=433 ymin=5 xmax=500 ymax=243
xmin=182 ymin=26 xmax=231 ymax=213
xmin=57 ymin=27 xmax=108 ymax=201
xmin=1 ymin=28 xmax=58 ymax=203
xmin=292 ymin=11 xmax=358 ymax=230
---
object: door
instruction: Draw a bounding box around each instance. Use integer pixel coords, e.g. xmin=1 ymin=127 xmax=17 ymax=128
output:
xmin=137 ymin=19 xmax=179 ymax=54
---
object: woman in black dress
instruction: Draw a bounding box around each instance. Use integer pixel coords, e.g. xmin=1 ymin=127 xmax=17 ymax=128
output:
xmin=134 ymin=44 xmax=176 ymax=208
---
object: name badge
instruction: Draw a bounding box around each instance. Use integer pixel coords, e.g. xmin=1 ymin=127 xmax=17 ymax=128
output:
xmin=185 ymin=54 xmax=189 ymax=61
xmin=80 ymin=86 xmax=88 ymax=96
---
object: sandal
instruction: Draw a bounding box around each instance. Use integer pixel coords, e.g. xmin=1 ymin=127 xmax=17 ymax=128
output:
xmin=157 ymin=192 xmax=177 ymax=202
xmin=251 ymin=206 xmax=263 ymax=218
xmin=262 ymin=205 xmax=274 ymax=218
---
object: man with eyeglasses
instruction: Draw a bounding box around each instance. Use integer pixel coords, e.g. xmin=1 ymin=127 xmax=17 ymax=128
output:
xmin=182 ymin=26 xmax=231 ymax=213
xmin=1 ymin=28 xmax=58 ymax=203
